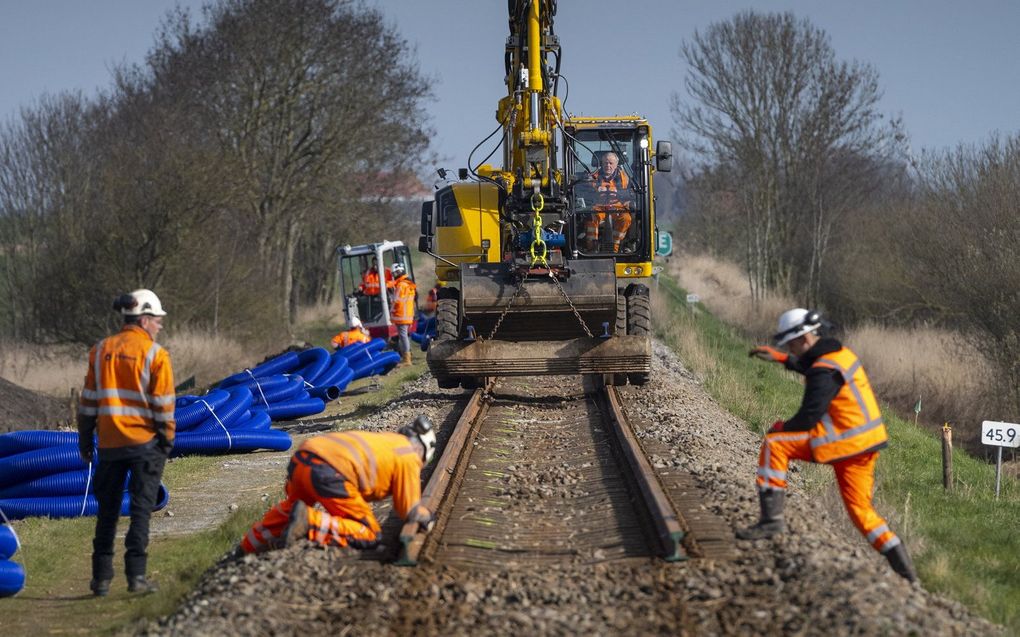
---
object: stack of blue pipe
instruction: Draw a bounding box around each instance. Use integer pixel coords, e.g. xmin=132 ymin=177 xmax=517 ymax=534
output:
xmin=411 ymin=316 xmax=437 ymax=345
xmin=0 ymin=525 xmax=24 ymax=597
xmin=0 ymin=430 xmax=170 ymax=520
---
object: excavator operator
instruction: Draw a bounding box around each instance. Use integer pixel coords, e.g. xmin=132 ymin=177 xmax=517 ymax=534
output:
xmin=582 ymin=151 xmax=634 ymax=253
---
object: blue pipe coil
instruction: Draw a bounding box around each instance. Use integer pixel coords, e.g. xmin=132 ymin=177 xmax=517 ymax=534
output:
xmin=352 ymin=351 xmax=401 ymax=379
xmin=0 ymin=443 xmax=85 ymax=488
xmin=293 ymin=348 xmax=331 ymax=386
xmin=246 ymin=375 xmax=305 ymax=407
xmin=0 ymin=484 xmax=169 ymax=520
xmin=333 ymin=367 xmax=355 ymax=392
xmin=0 ymin=468 xmax=100 ymax=499
xmin=0 ymin=431 xmax=78 ymax=459
xmin=250 ymin=396 xmax=325 ymax=421
xmin=0 ymin=560 xmax=25 ymax=597
xmin=191 ymin=385 xmax=254 ymax=431
xmin=0 ymin=525 xmax=18 ymax=560
xmin=312 ymin=354 xmax=350 ymax=388
xmin=218 ymin=351 xmax=300 ymax=388
xmin=308 ymin=385 xmax=340 ymax=401
xmin=174 ymin=390 xmax=230 ymax=430
xmin=170 ymin=429 xmax=291 ymax=456
xmin=336 ymin=341 xmax=369 ymax=359
xmin=226 ymin=410 xmax=272 ymax=431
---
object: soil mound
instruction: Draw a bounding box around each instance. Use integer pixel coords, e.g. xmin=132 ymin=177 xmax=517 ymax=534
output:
xmin=0 ymin=376 xmax=70 ymax=433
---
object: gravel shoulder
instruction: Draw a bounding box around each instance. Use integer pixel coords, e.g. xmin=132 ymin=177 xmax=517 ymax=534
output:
xmin=142 ymin=341 xmax=999 ymax=636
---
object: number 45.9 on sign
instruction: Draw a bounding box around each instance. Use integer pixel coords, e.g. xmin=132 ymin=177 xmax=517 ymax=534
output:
xmin=981 ymin=421 xmax=1020 ymax=448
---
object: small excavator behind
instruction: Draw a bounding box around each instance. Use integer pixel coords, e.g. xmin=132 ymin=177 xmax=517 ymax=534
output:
xmin=418 ymin=0 xmax=672 ymax=389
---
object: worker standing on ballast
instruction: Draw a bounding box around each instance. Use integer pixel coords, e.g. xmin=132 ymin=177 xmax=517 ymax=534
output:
xmin=77 ymin=289 xmax=175 ymax=596
xmin=390 ymin=262 xmax=417 ymax=367
xmin=740 ymin=308 xmax=918 ymax=583
xmin=238 ymin=416 xmax=437 ymax=555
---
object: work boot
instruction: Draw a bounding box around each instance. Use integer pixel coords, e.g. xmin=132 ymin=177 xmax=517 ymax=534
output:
xmin=736 ymin=489 xmax=786 ymax=540
xmin=397 ymin=351 xmax=412 ymax=368
xmin=284 ymin=501 xmax=310 ymax=548
xmin=883 ymin=542 xmax=918 ymax=583
xmin=89 ymin=578 xmax=111 ymax=597
xmin=127 ymin=575 xmax=159 ymax=594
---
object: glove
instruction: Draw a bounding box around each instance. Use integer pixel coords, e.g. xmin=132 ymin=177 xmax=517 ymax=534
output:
xmin=749 ymin=346 xmax=788 ymax=364
xmin=768 ymin=420 xmax=785 ymax=434
xmin=418 ymin=512 xmax=436 ymax=534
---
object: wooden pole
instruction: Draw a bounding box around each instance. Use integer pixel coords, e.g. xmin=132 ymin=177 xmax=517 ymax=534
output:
xmin=941 ymin=423 xmax=953 ymax=491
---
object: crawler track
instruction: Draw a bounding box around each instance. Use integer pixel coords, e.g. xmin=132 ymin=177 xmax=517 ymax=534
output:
xmin=399 ymin=375 xmax=729 ymax=568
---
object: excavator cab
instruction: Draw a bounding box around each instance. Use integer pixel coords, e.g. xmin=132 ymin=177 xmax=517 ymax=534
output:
xmin=336 ymin=241 xmax=416 ymax=339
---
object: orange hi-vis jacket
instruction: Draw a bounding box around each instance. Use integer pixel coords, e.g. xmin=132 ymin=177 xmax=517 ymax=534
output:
xmin=361 ymin=269 xmax=381 ymax=296
xmin=809 ymin=347 xmax=887 ymax=463
xmin=331 ymin=328 xmax=371 ymax=349
xmin=299 ymin=431 xmax=428 ymax=525
xmin=391 ymin=275 xmax=416 ymax=326
xmin=78 ymin=324 xmax=175 ymax=452
xmin=593 ymin=169 xmax=631 ymax=211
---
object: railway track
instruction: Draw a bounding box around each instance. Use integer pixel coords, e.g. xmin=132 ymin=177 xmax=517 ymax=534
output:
xmin=397 ymin=375 xmax=733 ymax=568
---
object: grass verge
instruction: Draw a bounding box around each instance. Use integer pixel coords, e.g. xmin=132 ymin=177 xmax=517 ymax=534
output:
xmin=655 ymin=274 xmax=1020 ymax=631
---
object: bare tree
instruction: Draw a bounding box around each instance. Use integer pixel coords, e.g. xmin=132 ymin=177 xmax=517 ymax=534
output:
xmin=673 ymin=10 xmax=896 ymax=306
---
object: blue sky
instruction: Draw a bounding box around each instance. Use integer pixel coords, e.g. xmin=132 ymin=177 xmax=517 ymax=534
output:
xmin=2 ymin=1 xmax=1017 ymax=167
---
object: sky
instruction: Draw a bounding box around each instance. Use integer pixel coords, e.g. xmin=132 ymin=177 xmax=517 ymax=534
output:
xmin=2 ymin=1 xmax=1018 ymax=168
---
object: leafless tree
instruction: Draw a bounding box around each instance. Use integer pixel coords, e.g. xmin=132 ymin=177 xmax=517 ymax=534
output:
xmin=673 ymin=10 xmax=898 ymax=306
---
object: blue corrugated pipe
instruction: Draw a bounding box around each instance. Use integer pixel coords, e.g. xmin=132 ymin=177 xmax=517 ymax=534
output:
xmin=0 ymin=560 xmax=24 ymax=597
xmin=218 ymin=351 xmax=300 ymax=388
xmin=0 ymin=484 xmax=169 ymax=520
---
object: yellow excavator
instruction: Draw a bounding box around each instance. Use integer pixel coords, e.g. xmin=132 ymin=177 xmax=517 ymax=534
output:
xmin=418 ymin=0 xmax=672 ymax=389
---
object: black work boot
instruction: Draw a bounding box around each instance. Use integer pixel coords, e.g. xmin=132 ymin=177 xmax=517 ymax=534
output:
xmin=883 ymin=542 xmax=918 ymax=583
xmin=736 ymin=489 xmax=786 ymax=540
xmin=283 ymin=501 xmax=310 ymax=548
xmin=127 ymin=575 xmax=159 ymax=594
xmin=89 ymin=578 xmax=111 ymax=597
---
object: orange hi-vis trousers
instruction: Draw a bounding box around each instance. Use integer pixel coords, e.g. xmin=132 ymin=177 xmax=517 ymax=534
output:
xmin=755 ymin=431 xmax=901 ymax=554
xmin=584 ymin=211 xmax=632 ymax=253
xmin=241 ymin=451 xmax=379 ymax=554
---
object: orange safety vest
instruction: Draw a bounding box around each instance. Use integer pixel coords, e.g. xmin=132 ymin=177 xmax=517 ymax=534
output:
xmin=593 ymin=169 xmax=630 ymax=211
xmin=362 ymin=269 xmax=381 ymax=296
xmin=299 ymin=431 xmax=428 ymax=522
xmin=79 ymin=324 xmax=176 ymax=449
xmin=809 ymin=347 xmax=887 ymax=463
xmin=424 ymin=286 xmax=439 ymax=314
xmin=331 ymin=328 xmax=371 ymax=349
xmin=391 ymin=275 xmax=417 ymax=325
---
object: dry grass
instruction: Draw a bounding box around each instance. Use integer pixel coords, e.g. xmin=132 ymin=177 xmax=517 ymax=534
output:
xmin=0 ymin=328 xmax=249 ymax=397
xmin=668 ymin=252 xmax=999 ymax=449
xmin=294 ymin=299 xmax=346 ymax=327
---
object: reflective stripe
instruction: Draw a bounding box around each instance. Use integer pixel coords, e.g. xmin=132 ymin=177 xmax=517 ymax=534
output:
xmin=766 ymin=431 xmax=811 ymax=442
xmin=821 ymin=413 xmax=837 ymax=441
xmin=347 ymin=432 xmax=379 ymax=489
xmin=152 ymin=411 xmax=175 ymax=423
xmin=756 ymin=467 xmax=787 ymax=482
xmin=140 ymin=342 xmax=162 ymax=393
xmin=394 ymin=445 xmax=417 ymax=456
xmin=866 ymin=524 xmax=890 ymax=543
xmin=878 ymin=535 xmax=901 ymax=553
xmin=98 ymin=405 xmax=154 ymax=419
xmin=817 ymin=356 xmax=872 ymax=423
xmin=245 ymin=529 xmax=264 ymax=550
xmin=810 ymin=417 xmax=884 ymax=449
xmin=81 ymin=387 xmax=174 ymax=406
xmin=78 ymin=405 xmax=98 ymax=416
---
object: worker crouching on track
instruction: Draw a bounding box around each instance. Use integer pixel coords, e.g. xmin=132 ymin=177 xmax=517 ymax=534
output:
xmin=330 ymin=316 xmax=371 ymax=350
xmin=78 ymin=289 xmax=175 ymax=596
xmin=740 ymin=308 xmax=918 ymax=583
xmin=239 ymin=416 xmax=437 ymax=555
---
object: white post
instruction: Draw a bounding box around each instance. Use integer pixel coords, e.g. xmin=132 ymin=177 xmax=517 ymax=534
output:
xmin=995 ymin=446 xmax=1003 ymax=500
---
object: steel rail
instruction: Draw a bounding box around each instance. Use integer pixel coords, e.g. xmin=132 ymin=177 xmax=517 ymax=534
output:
xmin=396 ymin=381 xmax=492 ymax=565
xmin=597 ymin=378 xmax=688 ymax=561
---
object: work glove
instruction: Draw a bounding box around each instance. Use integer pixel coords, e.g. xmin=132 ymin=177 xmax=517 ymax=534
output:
xmin=418 ymin=512 xmax=436 ymax=534
xmin=155 ymin=433 xmax=174 ymax=457
xmin=767 ymin=420 xmax=786 ymax=434
xmin=749 ymin=346 xmax=788 ymax=364
xmin=79 ymin=442 xmax=93 ymax=464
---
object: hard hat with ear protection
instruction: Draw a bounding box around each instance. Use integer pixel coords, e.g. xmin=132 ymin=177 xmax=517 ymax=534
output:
xmin=773 ymin=308 xmax=821 ymax=346
xmin=398 ymin=415 xmax=437 ymax=464
xmin=113 ymin=289 xmax=167 ymax=317
xmin=390 ymin=262 xmax=406 ymax=278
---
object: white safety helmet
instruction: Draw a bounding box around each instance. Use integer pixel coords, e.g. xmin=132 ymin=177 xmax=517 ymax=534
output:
xmin=390 ymin=262 xmax=406 ymax=277
xmin=773 ymin=308 xmax=821 ymax=346
xmin=114 ymin=289 xmax=167 ymax=317
xmin=399 ymin=415 xmax=437 ymax=464
xmin=350 ymin=316 xmax=363 ymax=329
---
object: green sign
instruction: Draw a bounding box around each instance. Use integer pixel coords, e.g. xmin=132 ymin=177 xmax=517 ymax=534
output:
xmin=655 ymin=230 xmax=673 ymax=257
